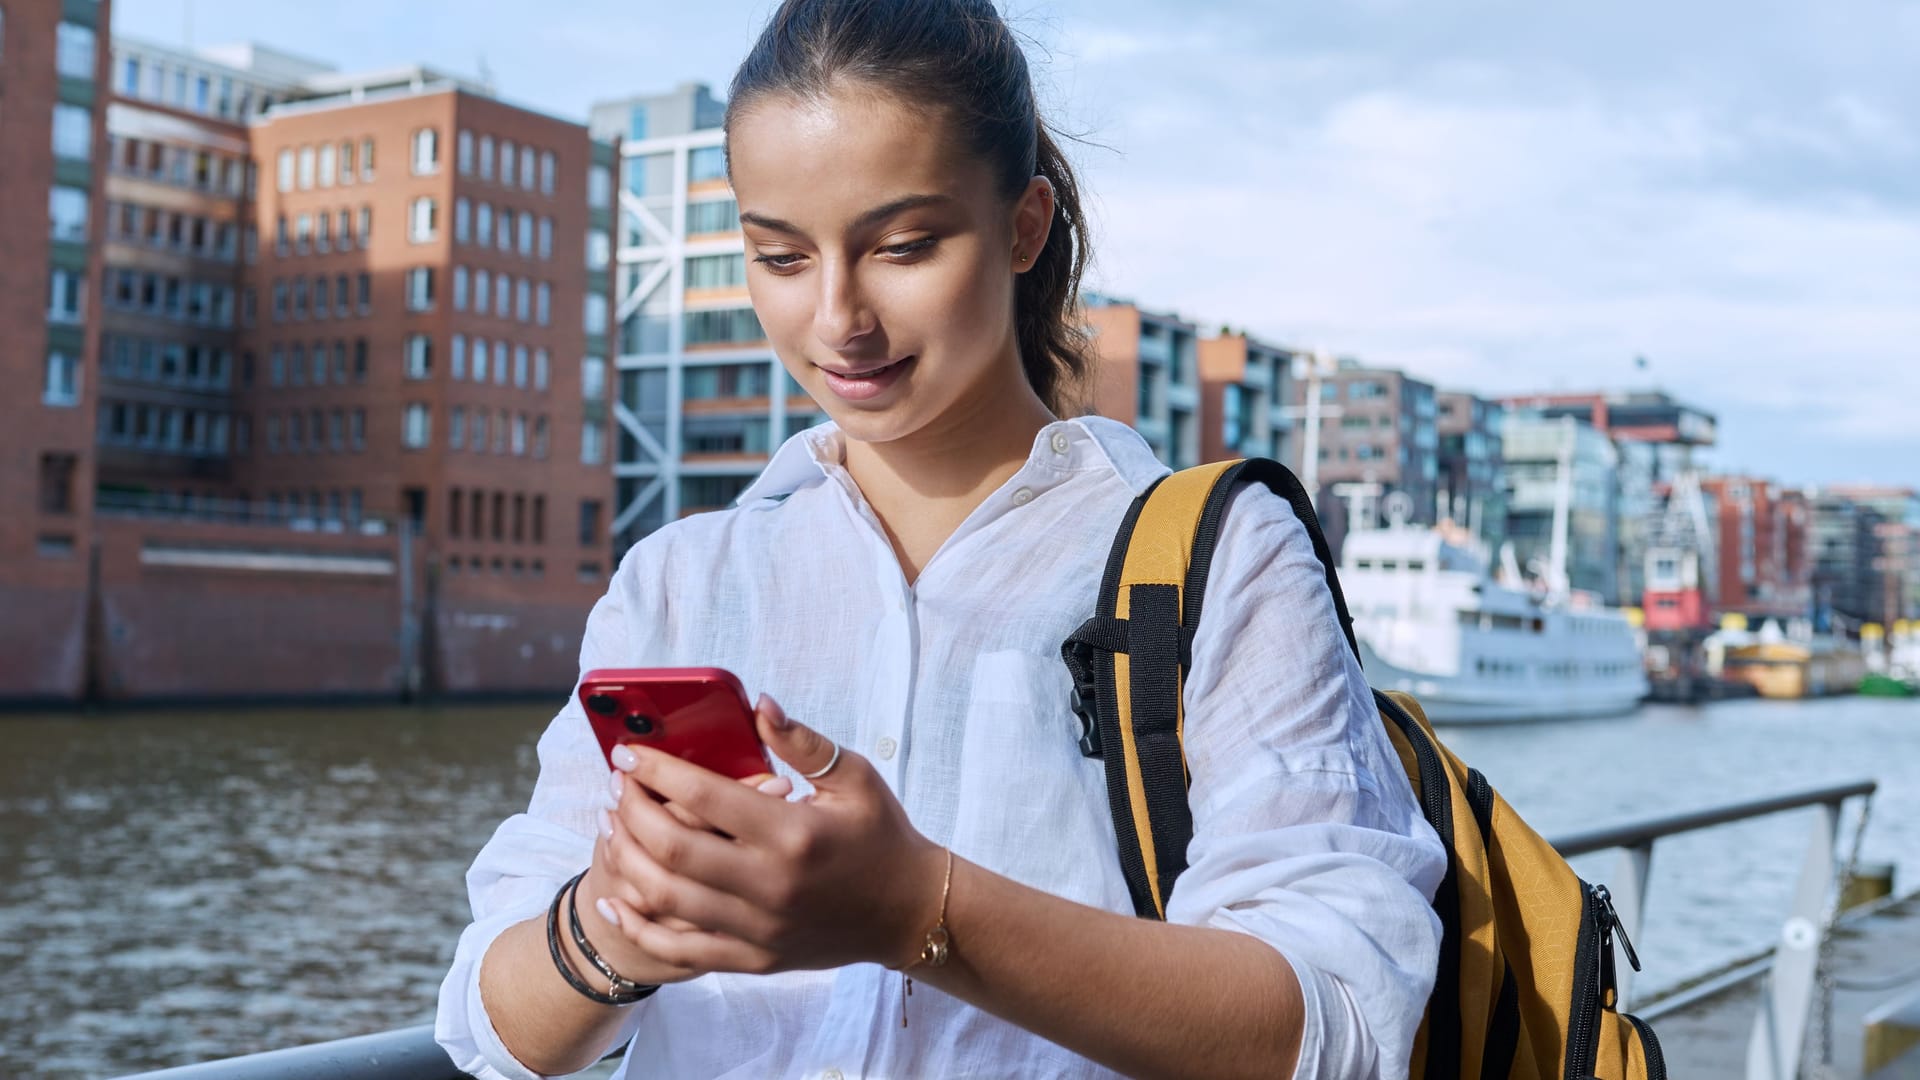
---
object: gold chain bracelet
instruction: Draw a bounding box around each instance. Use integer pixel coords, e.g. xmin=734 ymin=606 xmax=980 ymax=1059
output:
xmin=896 ymin=847 xmax=954 ymax=1028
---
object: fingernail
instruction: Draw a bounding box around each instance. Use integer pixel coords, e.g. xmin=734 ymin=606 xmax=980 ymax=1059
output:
xmin=597 ymin=808 xmax=614 ymax=840
xmin=611 ymin=744 xmax=638 ymax=772
xmin=609 ymin=770 xmax=624 ymax=803
xmin=760 ymin=694 xmax=791 ymax=730
xmin=757 ymin=776 xmax=792 ymax=796
xmin=595 ymin=897 xmax=622 ymax=928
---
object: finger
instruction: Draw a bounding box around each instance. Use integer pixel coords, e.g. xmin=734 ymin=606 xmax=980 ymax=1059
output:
xmin=607 ymin=821 xmax=781 ymax=944
xmin=621 ymin=913 xmax=779 ymax=976
xmin=754 ymin=695 xmax=850 ymax=790
xmin=595 ymin=823 xmax=706 ymax=934
xmin=594 ymin=894 xmax=700 ymax=977
xmin=618 ymin=781 xmax=771 ymax=901
xmin=618 ymin=743 xmax=783 ymax=840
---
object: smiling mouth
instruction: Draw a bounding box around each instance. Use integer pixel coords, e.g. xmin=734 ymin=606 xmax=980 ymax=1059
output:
xmin=819 ymin=357 xmax=912 ymax=379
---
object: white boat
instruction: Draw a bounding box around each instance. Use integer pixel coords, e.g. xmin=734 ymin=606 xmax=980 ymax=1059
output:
xmin=1341 ymin=526 xmax=1650 ymax=723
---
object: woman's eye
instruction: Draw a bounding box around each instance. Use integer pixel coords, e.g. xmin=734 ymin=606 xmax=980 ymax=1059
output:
xmin=752 ymin=252 xmax=805 ymax=270
xmin=879 ymin=237 xmax=937 ymax=258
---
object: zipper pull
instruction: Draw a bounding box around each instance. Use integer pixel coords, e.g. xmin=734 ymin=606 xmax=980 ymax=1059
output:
xmin=1594 ymin=885 xmax=1642 ymax=972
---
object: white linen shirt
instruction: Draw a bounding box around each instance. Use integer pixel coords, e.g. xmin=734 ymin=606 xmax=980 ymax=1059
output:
xmin=436 ymin=416 xmax=1445 ymax=1080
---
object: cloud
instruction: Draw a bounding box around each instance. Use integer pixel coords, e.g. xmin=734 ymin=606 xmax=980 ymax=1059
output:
xmin=1038 ymin=1 xmax=1920 ymax=486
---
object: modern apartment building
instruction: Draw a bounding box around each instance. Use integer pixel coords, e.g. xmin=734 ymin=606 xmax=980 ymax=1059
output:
xmin=1197 ymin=330 xmax=1293 ymax=465
xmin=1084 ymin=294 xmax=1202 ymax=470
xmin=0 ymin=0 xmax=112 ymax=699
xmin=590 ymin=83 xmax=820 ymax=553
xmin=1436 ymin=390 xmax=1506 ymax=550
xmin=1288 ymin=361 xmax=1439 ymax=531
xmin=1697 ymin=475 xmax=1812 ymax=621
xmin=1502 ymin=414 xmax=1621 ymax=602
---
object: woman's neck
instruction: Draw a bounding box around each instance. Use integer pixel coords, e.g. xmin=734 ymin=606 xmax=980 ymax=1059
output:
xmin=843 ymin=376 xmax=1055 ymax=585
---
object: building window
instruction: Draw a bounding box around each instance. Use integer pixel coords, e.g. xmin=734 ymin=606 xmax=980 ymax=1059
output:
xmin=356 ymin=273 xmax=371 ymax=314
xmin=471 ymin=411 xmax=488 ymax=452
xmin=452 ymin=267 xmax=469 ymax=311
xmin=318 ymin=143 xmax=336 ymax=187
xmin=409 ymin=196 xmax=438 ymax=242
xmin=537 ymin=216 xmax=553 ymax=259
xmin=516 ymin=278 xmax=531 ymax=322
xmin=451 ymin=334 xmax=467 ymax=379
xmin=539 ymin=151 xmax=556 ymax=195
xmin=403 ymin=404 xmax=431 ymax=448
xmin=476 ymin=203 xmax=493 ymax=246
xmin=405 ymin=334 xmax=433 ymax=379
xmin=583 ymin=356 xmax=606 ymax=401
xmin=588 ymin=164 xmax=611 ymax=209
xmin=52 ymin=104 xmax=92 ymax=161
xmin=474 ymin=269 xmax=492 ymax=315
xmin=351 ymin=408 xmax=365 ymax=449
xmin=493 ymin=342 xmax=508 ymax=385
xmin=47 ymin=268 xmax=86 ymax=324
xmin=512 ymin=414 xmax=527 ymax=455
xmin=534 ymin=348 xmax=550 ymax=390
xmin=56 ymin=22 xmax=96 ymax=79
xmin=497 ymin=208 xmax=513 ymax=252
xmin=360 ymin=138 xmax=376 ymax=180
xmin=687 ymin=254 xmax=748 ymax=289
xmin=276 ymin=148 xmax=295 ymax=192
xmin=687 ymin=198 xmax=739 ymax=235
xmin=406 ymin=267 xmax=435 ymax=311
xmin=581 ymin=418 xmax=605 ymax=464
xmin=495 ymin=275 xmax=510 ymax=316
xmin=682 ymin=307 xmax=764 ymax=346
xmin=411 ymin=128 xmax=439 ymax=175
xmin=298 ymin=145 xmax=315 ymax=189
xmin=454 ymin=198 xmax=471 ymax=243
xmin=579 ymin=500 xmax=603 ymax=546
xmin=519 ymin=149 xmax=537 ymax=190
xmin=585 ymin=294 xmax=609 ymax=336
xmin=587 ymin=228 xmax=610 ymax=270
xmin=689 ymin=145 xmax=727 ymax=183
xmin=450 ymin=408 xmax=466 ymax=451
xmin=457 ymin=130 xmax=474 ymax=175
xmin=478 ymin=134 xmax=494 ymax=180
xmin=44 ymin=353 xmax=80 ymax=406
xmin=536 ymin=282 xmax=551 ymax=326
xmin=499 ymin=140 xmax=516 ymax=186
xmin=39 ymin=453 xmax=78 ymax=514
xmin=49 ymin=186 xmax=89 ymax=242
xmin=471 ymin=337 xmax=489 ymax=381
xmin=513 ymin=345 xmax=529 ymax=387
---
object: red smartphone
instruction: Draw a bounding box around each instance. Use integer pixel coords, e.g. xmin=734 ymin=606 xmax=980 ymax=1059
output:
xmin=578 ymin=667 xmax=771 ymax=781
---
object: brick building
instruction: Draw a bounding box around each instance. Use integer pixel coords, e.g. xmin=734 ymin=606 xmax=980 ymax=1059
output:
xmin=1 ymin=0 xmax=111 ymax=700
xmin=1084 ymin=294 xmax=1201 ymax=471
xmin=1196 ymin=330 xmax=1293 ymax=466
xmin=1436 ymin=390 xmax=1505 ymax=550
xmin=1288 ymin=361 xmax=1439 ymax=530
xmin=1697 ymin=475 xmax=1812 ymax=621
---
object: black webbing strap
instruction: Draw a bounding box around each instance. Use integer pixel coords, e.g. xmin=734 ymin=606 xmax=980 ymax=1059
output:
xmin=1060 ymin=457 xmax=1361 ymax=921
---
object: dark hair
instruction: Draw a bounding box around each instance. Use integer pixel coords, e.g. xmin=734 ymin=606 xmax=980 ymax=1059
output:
xmin=726 ymin=0 xmax=1093 ymax=415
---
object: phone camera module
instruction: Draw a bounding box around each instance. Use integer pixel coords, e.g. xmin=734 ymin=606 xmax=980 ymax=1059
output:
xmin=585 ymin=693 xmax=617 ymax=716
xmin=624 ymin=713 xmax=657 ymax=736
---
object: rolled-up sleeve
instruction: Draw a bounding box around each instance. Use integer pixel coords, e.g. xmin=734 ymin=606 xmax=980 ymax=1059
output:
xmin=1163 ymin=484 xmax=1447 ymax=1080
xmin=434 ymin=555 xmax=661 ymax=1080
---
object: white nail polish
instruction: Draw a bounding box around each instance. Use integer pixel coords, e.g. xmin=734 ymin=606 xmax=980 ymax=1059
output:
xmin=597 ymin=808 xmax=614 ymax=840
xmin=595 ymin=897 xmax=622 ymax=928
xmin=611 ymin=744 xmax=638 ymax=772
xmin=609 ymin=770 xmax=624 ymax=803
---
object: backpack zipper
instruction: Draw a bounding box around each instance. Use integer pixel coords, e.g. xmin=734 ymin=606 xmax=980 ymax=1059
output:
xmin=1565 ymin=883 xmax=1644 ymax=1080
xmin=1626 ymin=1013 xmax=1668 ymax=1079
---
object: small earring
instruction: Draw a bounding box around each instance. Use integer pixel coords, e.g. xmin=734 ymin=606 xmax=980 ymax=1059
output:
xmin=1016 ymin=252 xmax=1029 ymax=263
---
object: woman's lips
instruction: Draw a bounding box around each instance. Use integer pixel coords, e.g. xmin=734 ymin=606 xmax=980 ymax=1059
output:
xmin=819 ymin=356 xmax=914 ymax=401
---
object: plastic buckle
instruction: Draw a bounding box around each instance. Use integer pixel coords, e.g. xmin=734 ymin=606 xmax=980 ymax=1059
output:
xmin=1069 ymin=686 xmax=1102 ymax=758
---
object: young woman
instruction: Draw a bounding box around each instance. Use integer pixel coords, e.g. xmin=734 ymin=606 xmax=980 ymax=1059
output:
xmin=436 ymin=1 xmax=1444 ymax=1077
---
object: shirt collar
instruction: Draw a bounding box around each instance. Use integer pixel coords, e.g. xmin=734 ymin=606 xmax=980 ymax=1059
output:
xmin=734 ymin=415 xmax=1169 ymax=505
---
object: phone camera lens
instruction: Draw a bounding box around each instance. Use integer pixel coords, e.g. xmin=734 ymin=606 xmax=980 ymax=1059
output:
xmin=586 ymin=693 xmax=617 ymax=716
xmin=624 ymin=713 xmax=656 ymax=736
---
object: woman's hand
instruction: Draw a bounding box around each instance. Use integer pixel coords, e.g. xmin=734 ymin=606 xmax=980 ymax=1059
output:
xmin=590 ymin=695 xmax=946 ymax=977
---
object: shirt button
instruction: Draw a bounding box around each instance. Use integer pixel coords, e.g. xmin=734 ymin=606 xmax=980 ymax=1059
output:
xmin=1050 ymin=431 xmax=1071 ymax=454
xmin=1011 ymin=487 xmax=1035 ymax=506
xmin=877 ymin=736 xmax=897 ymax=760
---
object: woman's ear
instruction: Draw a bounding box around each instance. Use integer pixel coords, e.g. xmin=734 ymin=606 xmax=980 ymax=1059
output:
xmin=1011 ymin=175 xmax=1055 ymax=273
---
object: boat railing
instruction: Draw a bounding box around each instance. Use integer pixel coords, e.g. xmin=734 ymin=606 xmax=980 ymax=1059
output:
xmin=111 ymin=779 xmax=1879 ymax=1080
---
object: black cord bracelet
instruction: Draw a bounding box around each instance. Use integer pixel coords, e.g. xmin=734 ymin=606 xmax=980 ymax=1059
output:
xmin=546 ymin=870 xmax=658 ymax=1006
xmin=567 ymin=872 xmax=659 ymax=1001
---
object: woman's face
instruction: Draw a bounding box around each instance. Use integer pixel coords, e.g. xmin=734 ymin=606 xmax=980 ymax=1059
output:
xmin=728 ymin=85 xmax=1052 ymax=446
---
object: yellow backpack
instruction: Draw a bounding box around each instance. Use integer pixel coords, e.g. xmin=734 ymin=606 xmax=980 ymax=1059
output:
xmin=1060 ymin=459 xmax=1667 ymax=1079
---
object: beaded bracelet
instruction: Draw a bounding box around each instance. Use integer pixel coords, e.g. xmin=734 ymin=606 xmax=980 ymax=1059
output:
xmin=545 ymin=870 xmax=659 ymax=1006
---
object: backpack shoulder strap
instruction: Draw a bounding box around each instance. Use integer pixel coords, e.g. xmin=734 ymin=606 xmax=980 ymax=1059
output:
xmin=1061 ymin=457 xmax=1357 ymax=919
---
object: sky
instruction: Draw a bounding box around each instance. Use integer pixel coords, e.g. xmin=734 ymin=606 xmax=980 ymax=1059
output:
xmin=115 ymin=0 xmax=1920 ymax=489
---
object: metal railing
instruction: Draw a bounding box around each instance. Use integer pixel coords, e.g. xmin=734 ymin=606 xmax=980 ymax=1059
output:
xmin=113 ymin=779 xmax=1880 ymax=1080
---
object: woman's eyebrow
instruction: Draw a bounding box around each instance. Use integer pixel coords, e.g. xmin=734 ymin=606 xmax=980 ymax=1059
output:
xmin=739 ymin=193 xmax=957 ymax=238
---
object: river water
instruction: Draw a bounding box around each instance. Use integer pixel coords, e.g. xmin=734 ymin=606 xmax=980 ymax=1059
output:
xmin=2 ymin=695 xmax=1916 ymax=1078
